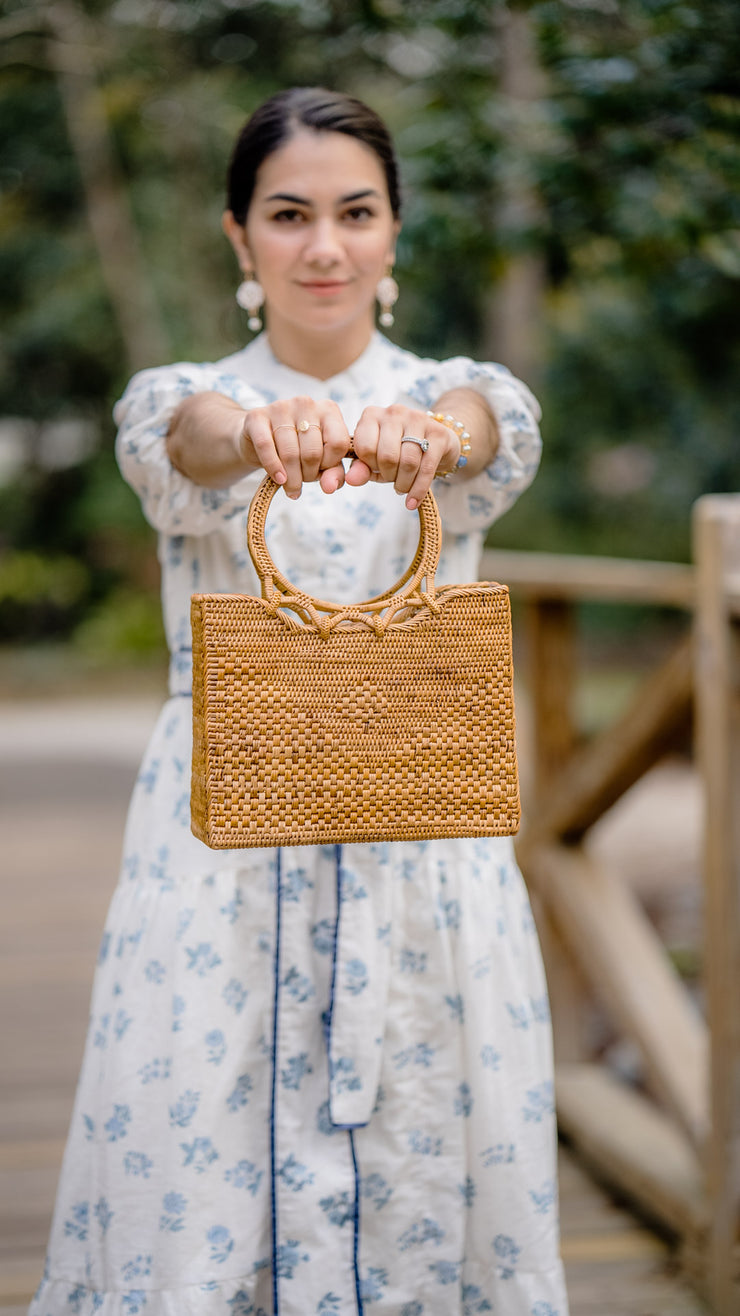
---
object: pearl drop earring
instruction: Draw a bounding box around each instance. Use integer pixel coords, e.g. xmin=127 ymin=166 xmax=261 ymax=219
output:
xmin=236 ymin=272 xmax=265 ymax=332
xmin=376 ymin=269 xmax=399 ymax=327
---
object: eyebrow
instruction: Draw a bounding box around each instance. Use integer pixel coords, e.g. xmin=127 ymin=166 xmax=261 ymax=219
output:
xmin=263 ymin=189 xmax=382 ymax=205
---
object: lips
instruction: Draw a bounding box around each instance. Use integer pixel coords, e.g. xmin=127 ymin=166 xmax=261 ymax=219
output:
xmin=298 ymin=280 xmax=348 ymax=293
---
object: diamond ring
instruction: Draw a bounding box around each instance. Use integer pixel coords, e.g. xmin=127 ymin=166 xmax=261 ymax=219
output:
xmin=400 ymin=436 xmax=429 ymax=453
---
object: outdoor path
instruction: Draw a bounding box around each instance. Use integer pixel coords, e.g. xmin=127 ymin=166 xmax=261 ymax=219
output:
xmin=0 ymin=695 xmax=707 ymax=1314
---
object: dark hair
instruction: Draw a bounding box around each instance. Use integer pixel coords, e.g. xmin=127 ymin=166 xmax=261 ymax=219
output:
xmin=226 ymin=87 xmax=401 ymax=224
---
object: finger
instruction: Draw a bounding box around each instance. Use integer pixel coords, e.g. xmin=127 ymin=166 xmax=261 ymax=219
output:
xmin=405 ymin=450 xmax=440 ymax=509
xmin=393 ymin=437 xmax=427 ymax=495
xmin=272 ymin=424 xmax=302 ymax=498
xmin=375 ymin=412 xmax=406 ymax=483
xmin=246 ymin=411 xmax=287 ymax=485
xmin=351 ymin=408 xmax=382 ymax=476
xmin=317 ymin=403 xmax=352 ymax=471
xmin=344 ymin=457 xmax=374 ymax=487
xmin=319 ymin=462 xmax=346 ymax=494
xmin=295 ymin=423 xmax=324 ymax=485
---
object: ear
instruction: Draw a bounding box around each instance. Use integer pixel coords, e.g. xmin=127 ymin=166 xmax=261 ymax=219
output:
xmin=386 ymin=218 xmax=401 ymax=268
xmin=222 ymin=210 xmax=253 ymax=273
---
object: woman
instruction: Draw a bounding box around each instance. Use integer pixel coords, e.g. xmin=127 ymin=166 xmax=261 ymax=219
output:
xmin=31 ymin=88 xmax=568 ymax=1316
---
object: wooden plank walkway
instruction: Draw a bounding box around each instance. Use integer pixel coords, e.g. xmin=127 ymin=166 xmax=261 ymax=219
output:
xmin=0 ymin=697 xmax=709 ymax=1314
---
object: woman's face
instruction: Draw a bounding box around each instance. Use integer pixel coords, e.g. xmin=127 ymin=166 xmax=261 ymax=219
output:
xmin=224 ymin=129 xmax=399 ymax=345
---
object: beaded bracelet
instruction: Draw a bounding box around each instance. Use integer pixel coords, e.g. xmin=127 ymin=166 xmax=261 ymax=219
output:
xmin=426 ymin=410 xmax=472 ymax=479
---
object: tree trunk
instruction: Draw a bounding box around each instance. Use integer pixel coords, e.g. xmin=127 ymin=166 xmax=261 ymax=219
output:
xmin=484 ymin=7 xmax=546 ymax=383
xmin=45 ymin=0 xmax=171 ymax=372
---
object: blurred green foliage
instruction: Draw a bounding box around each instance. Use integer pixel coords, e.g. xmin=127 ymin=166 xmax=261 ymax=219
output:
xmin=73 ymin=586 xmax=166 ymax=660
xmin=0 ymin=0 xmax=738 ymax=654
xmin=0 ymin=549 xmax=89 ymax=639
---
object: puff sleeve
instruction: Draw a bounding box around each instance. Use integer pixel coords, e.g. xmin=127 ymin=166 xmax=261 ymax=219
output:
xmin=114 ymin=362 xmax=265 ymax=536
xmin=399 ymin=356 xmax=542 ymax=535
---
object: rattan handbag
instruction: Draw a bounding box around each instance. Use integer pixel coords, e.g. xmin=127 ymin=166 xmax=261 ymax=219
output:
xmin=190 ymin=477 xmax=520 ymax=848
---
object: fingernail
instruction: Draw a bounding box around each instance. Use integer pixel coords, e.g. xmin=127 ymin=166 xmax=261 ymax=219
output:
xmin=288 ymin=492 xmax=300 ymax=500
xmin=407 ymin=497 xmax=418 ymax=510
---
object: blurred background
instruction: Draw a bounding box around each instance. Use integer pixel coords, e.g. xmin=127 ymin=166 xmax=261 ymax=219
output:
xmin=0 ymin=0 xmax=738 ymax=684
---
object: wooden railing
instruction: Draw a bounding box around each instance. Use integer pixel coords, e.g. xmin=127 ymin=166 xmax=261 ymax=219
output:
xmin=480 ymin=493 xmax=740 ymax=1313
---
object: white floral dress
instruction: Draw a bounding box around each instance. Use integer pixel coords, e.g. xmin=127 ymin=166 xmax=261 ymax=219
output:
xmin=31 ymin=332 xmax=569 ymax=1316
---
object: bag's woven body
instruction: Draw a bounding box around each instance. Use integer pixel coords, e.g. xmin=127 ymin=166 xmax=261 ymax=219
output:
xmin=191 ymin=480 xmax=520 ymax=849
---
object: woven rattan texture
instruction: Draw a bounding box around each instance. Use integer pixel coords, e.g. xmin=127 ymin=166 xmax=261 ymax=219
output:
xmin=191 ymin=585 xmax=520 ymax=849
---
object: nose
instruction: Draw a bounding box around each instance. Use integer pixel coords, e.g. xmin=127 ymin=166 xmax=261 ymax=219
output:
xmin=303 ymin=217 xmax=344 ymax=267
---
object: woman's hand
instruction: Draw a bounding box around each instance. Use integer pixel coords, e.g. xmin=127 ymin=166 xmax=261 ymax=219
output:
xmin=167 ymin=387 xmax=497 ymax=504
xmin=167 ymin=392 xmax=351 ymax=494
xmin=240 ymin=395 xmax=351 ymax=499
xmin=346 ymin=404 xmax=461 ymax=510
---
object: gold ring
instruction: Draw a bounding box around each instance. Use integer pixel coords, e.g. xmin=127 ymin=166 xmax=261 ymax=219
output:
xmin=273 ymin=423 xmax=298 ymax=435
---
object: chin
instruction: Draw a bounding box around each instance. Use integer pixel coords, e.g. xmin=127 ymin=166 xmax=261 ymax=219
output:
xmin=295 ymin=309 xmax=373 ymax=335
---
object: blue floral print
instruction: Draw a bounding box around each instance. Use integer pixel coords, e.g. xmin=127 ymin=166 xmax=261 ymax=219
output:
xmin=278 ymin=1153 xmax=315 ymax=1193
xmin=361 ymin=1173 xmax=393 ymax=1211
xmin=397 ymin=1217 xmax=446 ymax=1251
xmin=319 ymin=1191 xmax=355 ymax=1228
xmin=204 ymin=1029 xmax=226 ymax=1065
xmin=493 ymin=1234 xmax=522 ymax=1280
xmin=159 ymin=1191 xmax=187 ymax=1232
xmin=281 ymin=1053 xmax=313 ymax=1090
xmin=223 ymin=1160 xmax=263 ymax=1196
xmin=63 ymin=1203 xmax=88 ymax=1241
xmin=360 ymin=1267 xmax=389 ymax=1301
xmin=104 ymin=1104 xmax=131 ymax=1142
xmin=169 ymin=1090 xmax=200 ymax=1127
xmin=180 ymin=1137 xmax=219 ymax=1173
xmin=185 ymin=942 xmax=223 ymax=976
xmin=124 ymin=1151 xmax=154 ymax=1178
xmin=429 ymin=1260 xmax=462 ymax=1285
xmin=317 ymin=1296 xmax=342 ymax=1314
xmin=454 ymin=1083 xmax=474 ymax=1117
xmin=226 ymin=1074 xmax=253 ymax=1111
xmin=463 ymin=1286 xmax=493 ymax=1314
xmin=222 ymin=978 xmax=248 ymax=1013
xmin=94 ymin=1197 xmax=113 ymax=1232
xmin=207 ymin=1225 xmax=235 ymax=1263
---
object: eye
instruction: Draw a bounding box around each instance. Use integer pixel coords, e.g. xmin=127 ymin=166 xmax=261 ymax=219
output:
xmin=272 ymin=208 xmax=306 ymax=223
xmin=343 ymin=205 xmax=374 ymax=222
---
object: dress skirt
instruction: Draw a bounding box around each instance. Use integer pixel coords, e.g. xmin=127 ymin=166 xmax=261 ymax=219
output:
xmin=30 ymin=697 xmax=569 ymax=1316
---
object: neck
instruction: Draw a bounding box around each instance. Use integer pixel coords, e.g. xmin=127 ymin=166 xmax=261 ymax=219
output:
xmin=263 ymin=315 xmax=375 ymax=380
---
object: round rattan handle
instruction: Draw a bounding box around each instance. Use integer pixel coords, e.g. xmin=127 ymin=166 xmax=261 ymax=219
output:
xmin=247 ymin=474 xmax=442 ymax=616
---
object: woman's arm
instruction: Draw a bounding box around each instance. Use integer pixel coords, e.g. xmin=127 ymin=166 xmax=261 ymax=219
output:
xmin=166 ymin=392 xmax=261 ymax=489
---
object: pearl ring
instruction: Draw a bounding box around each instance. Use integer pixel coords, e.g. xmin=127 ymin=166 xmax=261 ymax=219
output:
xmin=273 ymin=420 xmax=321 ymax=436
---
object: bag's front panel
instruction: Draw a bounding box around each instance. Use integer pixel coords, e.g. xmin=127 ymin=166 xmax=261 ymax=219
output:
xmin=192 ymin=588 xmax=519 ymax=848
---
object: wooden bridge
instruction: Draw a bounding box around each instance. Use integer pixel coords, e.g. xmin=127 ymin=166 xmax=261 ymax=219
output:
xmin=481 ymin=493 xmax=740 ymax=1312
xmin=1 ymin=495 xmax=738 ymax=1313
